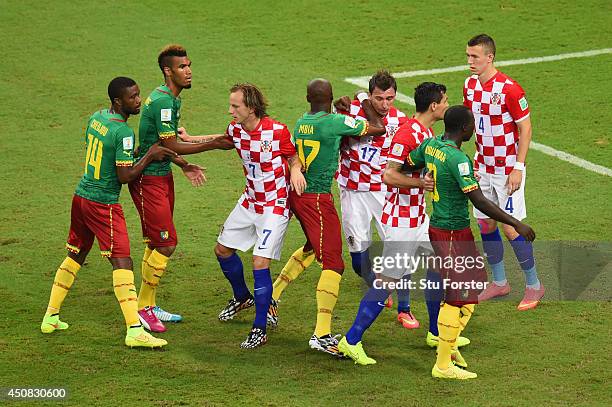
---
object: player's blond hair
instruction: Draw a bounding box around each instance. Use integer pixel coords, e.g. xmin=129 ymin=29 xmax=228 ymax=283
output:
xmin=230 ymin=83 xmax=268 ymax=118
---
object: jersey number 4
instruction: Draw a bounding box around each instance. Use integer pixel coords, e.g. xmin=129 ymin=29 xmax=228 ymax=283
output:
xmin=84 ymin=134 xmax=103 ymax=179
xmin=296 ymin=139 xmax=320 ymax=171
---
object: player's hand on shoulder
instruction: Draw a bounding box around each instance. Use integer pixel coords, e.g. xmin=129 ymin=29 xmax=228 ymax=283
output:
xmin=515 ymin=222 xmax=535 ymax=241
xmin=149 ymin=143 xmax=178 ymax=161
xmin=422 ymin=171 xmax=435 ymax=192
xmin=506 ymin=169 xmax=522 ymax=195
xmin=333 ymin=96 xmax=352 ymax=112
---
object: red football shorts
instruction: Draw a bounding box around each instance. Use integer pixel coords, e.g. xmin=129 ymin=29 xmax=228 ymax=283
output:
xmin=66 ymin=195 xmax=130 ymax=258
xmin=428 ymin=226 xmax=487 ymax=306
xmin=129 ymin=174 xmax=177 ymax=247
xmin=289 ymin=190 xmax=344 ymax=272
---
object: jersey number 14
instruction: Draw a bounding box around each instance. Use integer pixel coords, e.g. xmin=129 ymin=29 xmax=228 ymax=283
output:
xmin=84 ymin=133 xmax=103 ymax=179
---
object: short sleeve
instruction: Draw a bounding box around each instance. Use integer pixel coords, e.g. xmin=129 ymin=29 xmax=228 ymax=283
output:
xmin=279 ymin=126 xmax=297 ymax=157
xmin=332 ymin=113 xmax=368 ymax=138
xmin=387 ymin=126 xmax=418 ymax=164
xmin=505 ymin=84 xmax=530 ymax=122
xmin=449 ymin=153 xmax=479 ymax=194
xmin=154 ymin=98 xmax=177 ymax=140
xmin=115 ymin=126 xmax=135 ymax=167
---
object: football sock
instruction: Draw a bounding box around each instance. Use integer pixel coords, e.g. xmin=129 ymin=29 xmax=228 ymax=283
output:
xmin=350 ymin=250 xmax=376 ymax=287
xmin=436 ymin=303 xmax=461 ymax=370
xmin=510 ymin=235 xmax=540 ymax=288
xmin=396 ymin=274 xmax=411 ymax=313
xmin=217 ymin=253 xmax=252 ymax=302
xmin=455 ymin=304 xmax=475 ymax=350
xmin=345 ymin=286 xmax=387 ymax=345
xmin=113 ymin=269 xmax=140 ymax=327
xmin=252 ymin=268 xmax=272 ymax=330
xmin=138 ymin=249 xmax=168 ymax=309
xmin=140 ymin=246 xmax=153 ymax=287
xmin=425 ymin=269 xmax=443 ymax=336
xmin=481 ymin=228 xmax=507 ymax=284
xmin=46 ymin=257 xmax=81 ymax=314
xmin=314 ymin=269 xmax=342 ymax=337
xmin=272 ymin=246 xmax=315 ymax=301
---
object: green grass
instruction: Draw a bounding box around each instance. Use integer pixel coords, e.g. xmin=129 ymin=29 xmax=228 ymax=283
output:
xmin=1 ymin=0 xmax=611 ymax=406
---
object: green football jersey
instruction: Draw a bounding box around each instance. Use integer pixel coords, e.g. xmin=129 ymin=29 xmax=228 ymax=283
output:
xmin=294 ymin=111 xmax=367 ymax=193
xmin=408 ymin=135 xmax=479 ymax=230
xmin=74 ymin=109 xmax=135 ymax=204
xmin=138 ymin=85 xmax=181 ymax=176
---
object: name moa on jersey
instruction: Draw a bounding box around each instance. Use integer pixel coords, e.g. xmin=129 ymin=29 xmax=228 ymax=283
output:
xmin=90 ymin=119 xmax=109 ymax=136
xmin=425 ymin=145 xmax=446 ymax=162
xmin=298 ymin=124 xmax=314 ymax=135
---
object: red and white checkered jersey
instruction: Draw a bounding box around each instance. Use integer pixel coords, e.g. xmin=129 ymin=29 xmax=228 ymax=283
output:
xmin=225 ymin=117 xmax=296 ymax=217
xmin=382 ymin=118 xmax=433 ymax=228
xmin=336 ymin=100 xmax=407 ymax=192
xmin=463 ymin=71 xmax=530 ymax=175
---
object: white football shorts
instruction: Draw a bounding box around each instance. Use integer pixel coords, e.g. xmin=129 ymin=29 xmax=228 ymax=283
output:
xmin=339 ymin=187 xmax=386 ymax=253
xmin=473 ymin=168 xmax=527 ymax=221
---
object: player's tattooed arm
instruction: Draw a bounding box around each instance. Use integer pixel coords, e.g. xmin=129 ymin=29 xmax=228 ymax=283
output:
xmin=176 ymin=128 xmax=234 ymax=150
xmin=287 ymin=154 xmax=307 ymax=196
xmin=467 ymin=189 xmax=535 ymax=241
xmin=383 ymin=161 xmax=434 ymax=191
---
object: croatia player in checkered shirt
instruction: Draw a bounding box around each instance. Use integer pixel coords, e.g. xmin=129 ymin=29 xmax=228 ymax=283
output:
xmin=464 ymin=34 xmax=544 ymax=310
xmin=211 ymin=83 xmax=305 ymax=349
xmin=382 ymin=82 xmax=466 ymax=350
xmin=333 ymin=71 xmax=410 ymax=309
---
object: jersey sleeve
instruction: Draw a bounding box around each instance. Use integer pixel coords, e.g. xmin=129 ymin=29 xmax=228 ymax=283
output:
xmin=505 ymin=83 xmax=530 ymax=122
xmin=114 ymin=126 xmax=135 ymax=167
xmin=153 ymin=98 xmax=177 ymax=140
xmin=406 ymin=139 xmax=427 ymax=169
xmin=449 ymin=153 xmax=479 ymax=193
xmin=387 ymin=126 xmax=417 ymax=164
xmin=280 ymin=125 xmax=297 ymax=157
xmin=332 ymin=113 xmax=368 ymax=138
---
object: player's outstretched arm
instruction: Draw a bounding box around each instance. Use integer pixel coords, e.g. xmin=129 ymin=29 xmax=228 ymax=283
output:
xmin=116 ymin=143 xmax=177 ymax=184
xmin=383 ymin=161 xmax=434 ymax=191
xmin=162 ymin=128 xmax=234 ymax=154
xmin=467 ymin=189 xmax=535 ymax=241
xmin=288 ymin=154 xmax=306 ymax=196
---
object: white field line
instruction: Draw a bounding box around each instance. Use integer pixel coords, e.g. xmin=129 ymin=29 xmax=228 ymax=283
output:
xmin=344 ymin=48 xmax=612 ymax=176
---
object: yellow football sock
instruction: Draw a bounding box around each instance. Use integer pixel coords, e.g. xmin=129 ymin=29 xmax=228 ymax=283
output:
xmin=314 ymin=269 xmax=342 ymax=337
xmin=454 ymin=304 xmax=475 ymax=350
xmin=141 ymin=246 xmax=153 ymax=275
xmin=272 ymin=246 xmax=315 ymax=301
xmin=138 ymin=249 xmax=168 ymax=309
xmin=436 ymin=303 xmax=461 ymax=370
xmin=46 ymin=257 xmax=81 ymax=314
xmin=113 ymin=269 xmax=139 ymax=327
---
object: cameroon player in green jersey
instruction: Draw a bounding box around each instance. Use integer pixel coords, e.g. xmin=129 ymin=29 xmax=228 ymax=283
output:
xmin=129 ymin=45 xmax=233 ymax=331
xmin=41 ymin=77 xmax=178 ymax=348
xmin=268 ymin=78 xmax=386 ymax=356
xmin=405 ymin=105 xmax=535 ymax=379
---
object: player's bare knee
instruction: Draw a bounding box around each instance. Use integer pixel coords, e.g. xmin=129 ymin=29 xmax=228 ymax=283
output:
xmin=501 ymin=224 xmax=519 ymax=240
xmin=478 ymin=218 xmax=497 ymax=234
xmin=109 ymin=257 xmax=133 ymax=270
xmin=214 ymin=243 xmax=234 ymax=258
xmin=252 ymin=256 xmax=271 ymax=270
xmin=156 ymin=245 xmax=175 ymax=257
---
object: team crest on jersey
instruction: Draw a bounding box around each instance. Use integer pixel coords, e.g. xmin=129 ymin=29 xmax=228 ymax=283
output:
xmin=261 ymin=140 xmax=272 ymax=153
xmin=490 ymin=93 xmax=502 ymax=105
xmin=385 ymin=125 xmax=398 ymax=137
xmin=160 ymin=231 xmax=169 ymax=240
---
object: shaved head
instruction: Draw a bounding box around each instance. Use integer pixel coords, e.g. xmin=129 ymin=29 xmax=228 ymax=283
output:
xmin=307 ymin=78 xmax=333 ymax=104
